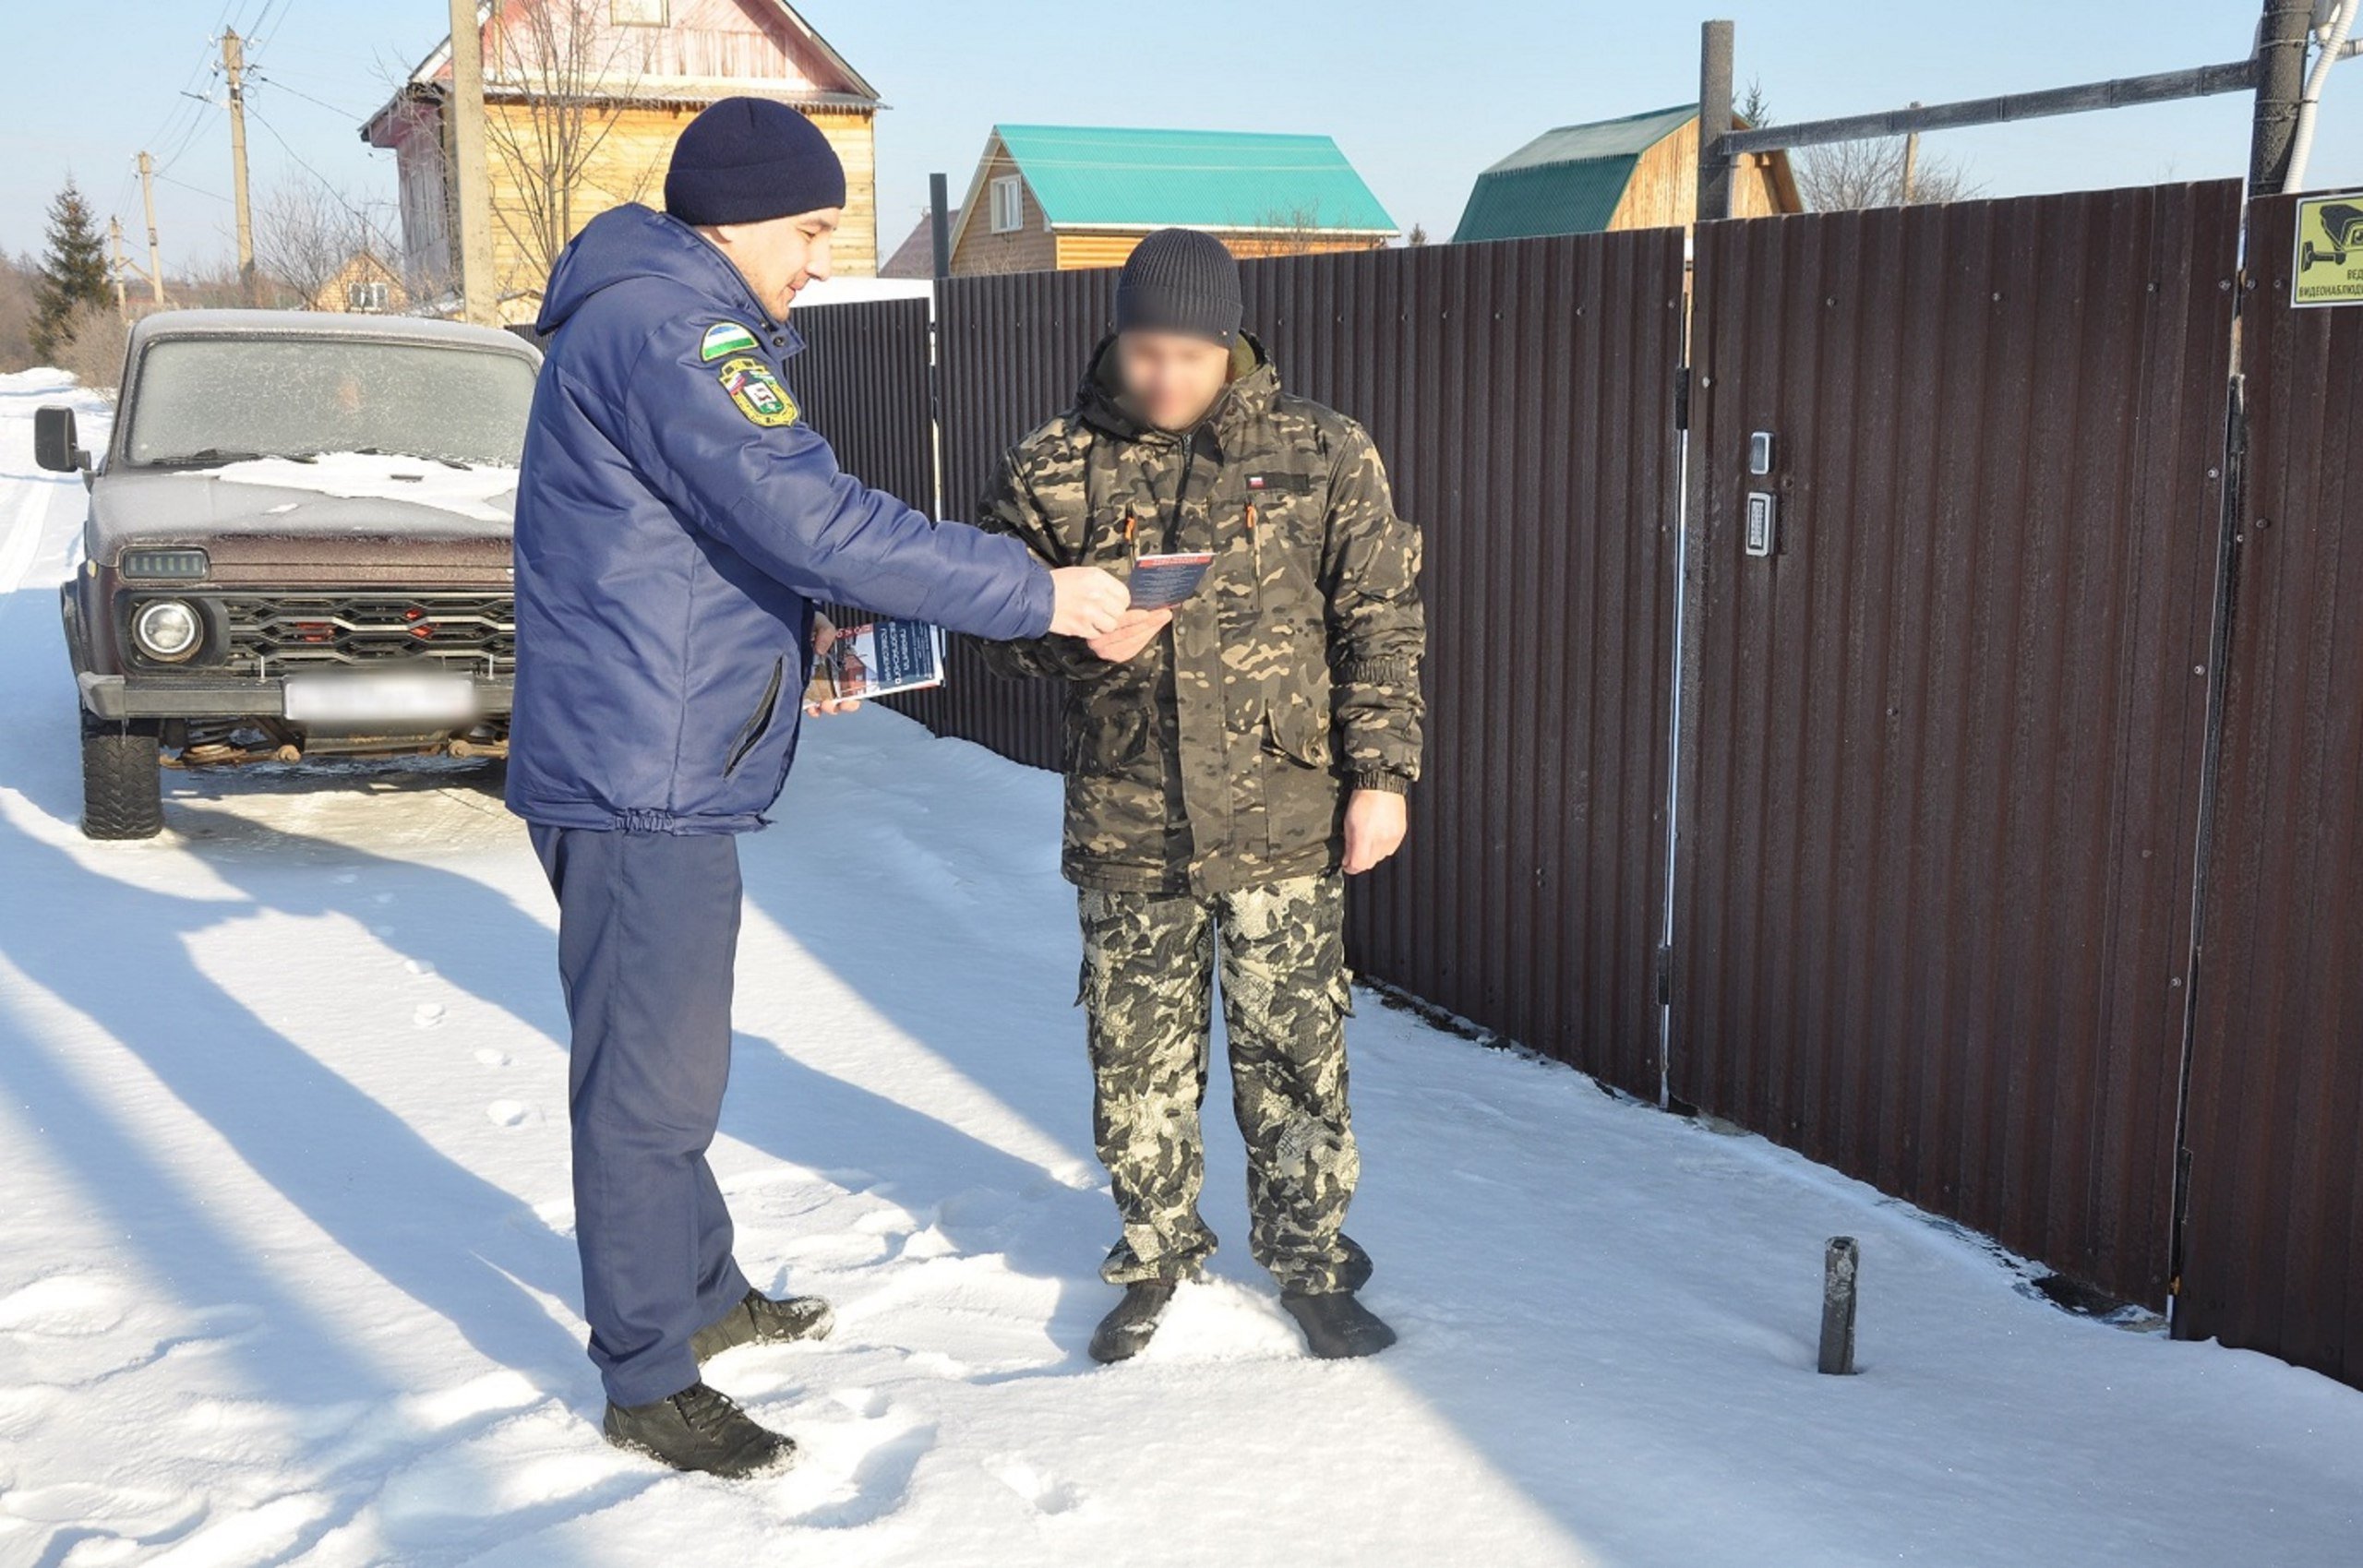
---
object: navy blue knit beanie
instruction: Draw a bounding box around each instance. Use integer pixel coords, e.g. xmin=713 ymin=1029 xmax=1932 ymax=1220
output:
xmin=665 ymin=97 xmax=846 ymax=225
xmin=1116 ymin=229 xmax=1243 ymax=345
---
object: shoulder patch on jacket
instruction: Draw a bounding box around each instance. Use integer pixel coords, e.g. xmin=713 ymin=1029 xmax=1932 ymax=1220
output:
xmin=716 ymin=355 xmax=798 ymax=427
xmin=700 ymin=321 xmax=761 ymax=362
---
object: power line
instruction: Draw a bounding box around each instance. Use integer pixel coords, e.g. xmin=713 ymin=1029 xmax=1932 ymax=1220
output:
xmin=244 ymin=102 xmax=373 ymax=221
xmin=247 ymin=68 xmax=362 ymax=122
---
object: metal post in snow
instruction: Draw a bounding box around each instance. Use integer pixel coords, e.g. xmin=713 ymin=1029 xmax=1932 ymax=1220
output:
xmin=1697 ymin=19 xmax=1736 ymax=224
xmin=1819 ymin=1236 xmax=1860 ymax=1374
xmin=930 ymin=172 xmax=952 ymax=281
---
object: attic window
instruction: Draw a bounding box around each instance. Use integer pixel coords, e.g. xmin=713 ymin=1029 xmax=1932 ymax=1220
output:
xmin=347 ymin=280 xmax=390 ymax=313
xmin=611 ymin=0 xmax=667 ymax=24
xmin=990 ymin=175 xmax=1024 ymax=234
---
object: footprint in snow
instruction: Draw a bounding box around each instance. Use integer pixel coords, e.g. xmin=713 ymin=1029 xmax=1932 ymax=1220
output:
xmin=474 ymin=1047 xmax=510 ymax=1068
xmin=832 ymin=1387 xmax=891 ymax=1420
xmin=989 ymin=1457 xmax=1082 ymax=1516
xmin=485 ymin=1100 xmax=536 ymax=1128
xmin=404 ymin=958 xmax=436 ymax=977
xmin=414 ymin=1003 xmax=446 ymax=1029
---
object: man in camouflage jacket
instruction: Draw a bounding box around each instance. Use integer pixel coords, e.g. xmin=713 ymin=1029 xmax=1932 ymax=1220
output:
xmin=978 ymin=230 xmax=1423 ymax=1361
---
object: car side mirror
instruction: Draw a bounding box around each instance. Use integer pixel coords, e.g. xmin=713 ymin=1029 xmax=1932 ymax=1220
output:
xmin=33 ymin=406 xmax=88 ymax=475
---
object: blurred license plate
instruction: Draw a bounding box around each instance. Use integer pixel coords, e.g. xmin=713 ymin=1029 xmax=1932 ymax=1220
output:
xmin=282 ymin=671 xmax=477 ymax=727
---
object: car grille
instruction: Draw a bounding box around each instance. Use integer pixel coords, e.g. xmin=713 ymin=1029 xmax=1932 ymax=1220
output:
xmin=217 ymin=592 xmax=516 ymax=675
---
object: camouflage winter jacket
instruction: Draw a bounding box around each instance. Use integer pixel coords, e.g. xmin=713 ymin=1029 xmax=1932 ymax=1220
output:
xmin=979 ymin=334 xmax=1424 ymax=895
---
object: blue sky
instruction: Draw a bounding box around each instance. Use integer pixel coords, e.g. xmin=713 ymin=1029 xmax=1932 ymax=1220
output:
xmin=5 ymin=1 xmax=2356 ymax=265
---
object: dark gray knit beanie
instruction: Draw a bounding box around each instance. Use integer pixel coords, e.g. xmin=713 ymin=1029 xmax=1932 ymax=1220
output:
xmin=1115 ymin=229 xmax=1242 ymax=345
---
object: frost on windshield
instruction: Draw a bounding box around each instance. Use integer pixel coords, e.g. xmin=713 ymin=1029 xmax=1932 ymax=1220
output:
xmin=126 ymin=336 xmax=537 ymax=471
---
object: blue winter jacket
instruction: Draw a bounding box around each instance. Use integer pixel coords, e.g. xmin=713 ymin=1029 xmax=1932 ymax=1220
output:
xmin=505 ymin=205 xmax=1052 ymax=832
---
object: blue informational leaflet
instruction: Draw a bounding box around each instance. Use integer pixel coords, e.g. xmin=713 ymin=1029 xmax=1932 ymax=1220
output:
xmin=816 ymin=617 xmax=946 ymax=701
xmin=1129 ymin=552 xmax=1216 ymax=610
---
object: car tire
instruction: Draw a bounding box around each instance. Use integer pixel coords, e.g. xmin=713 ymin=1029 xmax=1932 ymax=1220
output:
xmin=82 ymin=720 xmax=164 ymax=840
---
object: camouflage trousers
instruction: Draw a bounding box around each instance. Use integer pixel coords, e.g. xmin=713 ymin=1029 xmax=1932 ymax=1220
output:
xmin=1077 ymin=873 xmax=1367 ymax=1295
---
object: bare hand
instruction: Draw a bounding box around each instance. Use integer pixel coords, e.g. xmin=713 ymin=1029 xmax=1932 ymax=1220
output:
xmin=1048 ymin=567 xmax=1129 ymax=640
xmin=802 ymin=611 xmax=864 ymax=716
xmin=1086 ymin=606 xmax=1171 ymax=664
xmin=1342 ymin=788 xmax=1408 ymax=875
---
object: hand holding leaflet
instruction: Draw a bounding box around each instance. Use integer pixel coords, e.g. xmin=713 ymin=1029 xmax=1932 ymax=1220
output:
xmin=1129 ymin=552 xmax=1215 ymax=610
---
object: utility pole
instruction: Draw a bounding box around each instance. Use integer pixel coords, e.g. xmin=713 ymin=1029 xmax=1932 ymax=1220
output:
xmin=2249 ymin=0 xmax=2313 ymax=196
xmin=136 ymin=151 xmax=167 ymax=305
xmin=446 ymin=0 xmax=500 ymax=326
xmin=1696 ymin=19 xmax=1736 ymax=223
xmin=108 ymin=218 xmax=128 ymax=320
xmin=1899 ymin=103 xmax=1922 ymax=205
xmin=222 ymin=29 xmax=256 ymax=299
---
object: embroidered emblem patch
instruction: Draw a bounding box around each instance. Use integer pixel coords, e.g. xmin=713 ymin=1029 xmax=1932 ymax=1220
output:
xmin=700 ymin=321 xmax=762 ymax=362
xmin=716 ymin=355 xmax=798 ymax=427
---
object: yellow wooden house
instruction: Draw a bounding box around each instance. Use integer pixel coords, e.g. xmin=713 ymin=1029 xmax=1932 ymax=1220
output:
xmin=306 ymin=250 xmax=411 ymax=315
xmin=363 ymin=0 xmax=882 ymax=323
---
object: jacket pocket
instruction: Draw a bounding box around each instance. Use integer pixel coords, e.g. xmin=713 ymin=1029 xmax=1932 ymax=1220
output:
xmin=1261 ymin=701 xmax=1333 ymax=769
xmin=723 ymin=656 xmax=786 ymax=777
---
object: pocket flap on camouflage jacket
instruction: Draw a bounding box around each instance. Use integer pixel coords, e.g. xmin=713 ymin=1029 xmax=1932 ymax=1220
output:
xmin=1262 ymin=702 xmax=1333 ymax=768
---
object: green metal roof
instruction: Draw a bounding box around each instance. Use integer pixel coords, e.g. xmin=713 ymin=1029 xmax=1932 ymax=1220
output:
xmin=993 ymin=125 xmax=1397 ymax=234
xmin=1451 ymin=103 xmax=1697 ymax=244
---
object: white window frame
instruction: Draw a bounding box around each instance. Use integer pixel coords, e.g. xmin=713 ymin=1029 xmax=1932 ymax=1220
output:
xmin=347 ymin=279 xmax=390 ymax=313
xmin=990 ymin=174 xmax=1025 ymax=234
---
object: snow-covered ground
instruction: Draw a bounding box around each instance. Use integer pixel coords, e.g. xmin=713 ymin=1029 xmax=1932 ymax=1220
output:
xmin=0 ymin=365 xmax=2357 ymax=1567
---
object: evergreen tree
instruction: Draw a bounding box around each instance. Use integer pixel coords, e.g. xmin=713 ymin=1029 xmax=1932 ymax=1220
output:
xmin=32 ymin=182 xmax=111 ymax=365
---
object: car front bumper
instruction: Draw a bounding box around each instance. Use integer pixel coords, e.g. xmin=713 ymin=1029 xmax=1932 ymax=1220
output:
xmin=78 ymin=672 xmax=515 ymax=723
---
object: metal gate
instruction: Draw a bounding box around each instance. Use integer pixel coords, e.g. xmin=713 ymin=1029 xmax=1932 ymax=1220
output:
xmin=1671 ymin=182 xmax=2244 ymax=1306
xmin=2177 ymin=193 xmax=2363 ymax=1383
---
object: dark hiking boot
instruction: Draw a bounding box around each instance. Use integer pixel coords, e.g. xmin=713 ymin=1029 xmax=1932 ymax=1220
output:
xmin=691 ymin=1288 xmax=835 ymax=1363
xmin=1089 ymin=1278 xmax=1181 ymax=1364
xmin=1337 ymin=1235 xmax=1374 ymax=1294
xmin=603 ymin=1382 xmax=797 ymax=1478
xmin=1282 ymin=1290 xmax=1398 ymax=1359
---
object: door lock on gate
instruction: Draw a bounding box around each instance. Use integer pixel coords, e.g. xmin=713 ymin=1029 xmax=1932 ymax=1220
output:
xmin=1745 ymin=490 xmax=1779 ymax=557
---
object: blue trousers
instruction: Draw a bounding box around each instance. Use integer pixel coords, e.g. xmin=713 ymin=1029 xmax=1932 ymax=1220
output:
xmin=532 ymin=824 xmax=753 ymax=1406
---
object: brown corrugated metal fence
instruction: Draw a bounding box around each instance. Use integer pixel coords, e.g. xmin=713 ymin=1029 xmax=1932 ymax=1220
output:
xmin=1672 ymin=183 xmax=2243 ymax=1308
xmin=2176 ymin=194 xmax=2363 ymax=1384
xmin=785 ymin=295 xmax=937 ymax=516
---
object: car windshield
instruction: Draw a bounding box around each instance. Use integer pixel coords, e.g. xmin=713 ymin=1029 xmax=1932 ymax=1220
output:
xmin=125 ymin=335 xmax=538 ymax=470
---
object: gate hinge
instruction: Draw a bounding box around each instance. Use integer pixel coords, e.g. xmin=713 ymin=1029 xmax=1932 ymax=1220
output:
xmin=1655 ymin=942 xmax=1673 ymax=1006
xmin=1673 ymin=365 xmax=1692 ymax=432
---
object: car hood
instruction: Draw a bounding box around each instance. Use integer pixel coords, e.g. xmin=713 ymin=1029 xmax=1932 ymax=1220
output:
xmin=88 ymin=458 xmax=517 ymax=560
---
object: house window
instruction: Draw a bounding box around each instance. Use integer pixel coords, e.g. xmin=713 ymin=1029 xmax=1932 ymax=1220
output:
xmin=347 ymin=280 xmax=390 ymax=314
xmin=990 ymin=174 xmax=1025 ymax=234
xmin=611 ymin=0 xmax=667 ymax=24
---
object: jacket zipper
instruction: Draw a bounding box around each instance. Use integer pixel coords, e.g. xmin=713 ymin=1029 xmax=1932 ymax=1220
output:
xmin=723 ymin=656 xmax=786 ymax=777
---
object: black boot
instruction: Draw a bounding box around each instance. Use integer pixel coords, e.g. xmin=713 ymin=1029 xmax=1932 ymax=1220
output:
xmin=603 ymin=1382 xmax=797 ymax=1477
xmin=691 ymin=1287 xmax=835 ymax=1363
xmin=1089 ymin=1278 xmax=1180 ymax=1364
xmin=1282 ymin=1290 xmax=1397 ymax=1359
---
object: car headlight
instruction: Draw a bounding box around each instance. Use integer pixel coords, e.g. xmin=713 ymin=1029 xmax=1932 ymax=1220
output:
xmin=121 ymin=547 xmax=210 ymax=580
xmin=132 ymin=599 xmax=203 ymax=662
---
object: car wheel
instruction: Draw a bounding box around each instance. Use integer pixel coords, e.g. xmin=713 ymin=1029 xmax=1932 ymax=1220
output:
xmin=81 ymin=719 xmax=164 ymax=840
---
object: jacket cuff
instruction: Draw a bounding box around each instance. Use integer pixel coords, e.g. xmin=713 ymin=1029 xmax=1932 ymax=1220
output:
xmin=1347 ymin=770 xmax=1413 ymax=796
xmin=1018 ymin=562 xmax=1058 ymax=640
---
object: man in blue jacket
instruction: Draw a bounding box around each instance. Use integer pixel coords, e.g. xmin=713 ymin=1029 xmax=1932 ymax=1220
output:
xmin=508 ymin=98 xmax=1128 ymax=1477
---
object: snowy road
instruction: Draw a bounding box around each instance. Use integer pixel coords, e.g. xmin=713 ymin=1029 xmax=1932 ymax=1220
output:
xmin=0 ymin=367 xmax=2357 ymax=1566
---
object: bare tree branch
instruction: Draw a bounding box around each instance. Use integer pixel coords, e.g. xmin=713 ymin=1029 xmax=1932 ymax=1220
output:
xmin=477 ymin=0 xmax=659 ymax=301
xmin=1795 ymin=138 xmax=1984 ymax=210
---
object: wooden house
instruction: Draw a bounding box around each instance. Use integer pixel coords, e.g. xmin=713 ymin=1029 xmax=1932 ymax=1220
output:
xmin=306 ymin=249 xmax=411 ymax=315
xmin=363 ymin=0 xmax=882 ymax=322
xmin=1452 ymin=103 xmax=1799 ymax=243
xmin=944 ymin=126 xmax=1397 ymax=276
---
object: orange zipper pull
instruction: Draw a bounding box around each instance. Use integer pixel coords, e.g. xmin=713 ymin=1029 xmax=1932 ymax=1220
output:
xmin=1244 ymin=498 xmax=1258 ymax=532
